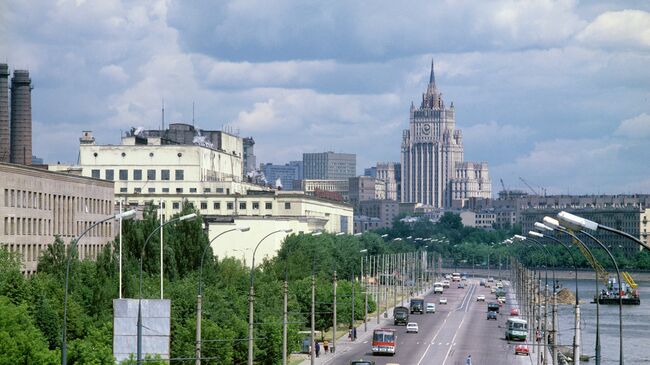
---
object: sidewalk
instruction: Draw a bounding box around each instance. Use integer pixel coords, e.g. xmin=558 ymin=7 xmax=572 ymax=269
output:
xmin=297 ymin=286 xmax=433 ymax=365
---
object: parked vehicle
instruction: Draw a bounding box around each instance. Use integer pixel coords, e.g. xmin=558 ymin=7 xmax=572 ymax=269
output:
xmin=394 ymin=306 xmax=409 ymax=325
xmin=371 ymin=328 xmax=397 ymax=356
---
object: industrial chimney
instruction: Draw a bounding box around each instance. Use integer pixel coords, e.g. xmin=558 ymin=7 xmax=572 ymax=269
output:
xmin=10 ymin=69 xmax=32 ymax=165
xmin=0 ymin=64 xmax=9 ymax=163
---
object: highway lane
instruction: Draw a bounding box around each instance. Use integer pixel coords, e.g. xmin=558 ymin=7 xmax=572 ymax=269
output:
xmin=332 ymin=279 xmax=534 ymax=365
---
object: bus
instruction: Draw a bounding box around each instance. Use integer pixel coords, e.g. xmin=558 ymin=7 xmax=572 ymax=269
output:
xmin=372 ymin=328 xmax=397 ymax=355
xmin=505 ymin=318 xmax=528 ymax=341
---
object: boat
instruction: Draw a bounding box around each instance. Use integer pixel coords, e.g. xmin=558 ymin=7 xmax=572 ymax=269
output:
xmin=593 ymin=274 xmax=640 ymax=305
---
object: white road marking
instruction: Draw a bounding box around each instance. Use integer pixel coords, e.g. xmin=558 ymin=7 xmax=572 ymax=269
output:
xmin=416 ymin=311 xmax=452 ymax=365
xmin=442 ymin=315 xmax=466 ymax=365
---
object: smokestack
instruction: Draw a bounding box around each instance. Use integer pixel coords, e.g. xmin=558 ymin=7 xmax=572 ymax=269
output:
xmin=0 ymin=64 xmax=9 ymax=163
xmin=10 ymin=69 xmax=32 ymax=165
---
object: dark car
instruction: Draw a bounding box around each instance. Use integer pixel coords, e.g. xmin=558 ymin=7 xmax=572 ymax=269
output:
xmin=487 ymin=311 xmax=498 ymax=320
xmin=487 ymin=302 xmax=500 ymax=313
xmin=350 ymin=361 xmax=376 ymax=365
xmin=457 ymin=283 xmax=465 ymax=289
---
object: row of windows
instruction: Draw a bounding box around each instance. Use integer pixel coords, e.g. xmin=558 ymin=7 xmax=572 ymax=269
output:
xmin=166 ymin=201 xmax=291 ymax=210
xmin=92 ymin=169 xmax=184 ymax=181
xmin=3 ymin=189 xmax=111 ymax=215
xmin=3 ymin=242 xmax=103 ymax=263
xmin=119 ymin=187 xmax=230 ymax=194
xmin=3 ymin=216 xmax=112 ymax=238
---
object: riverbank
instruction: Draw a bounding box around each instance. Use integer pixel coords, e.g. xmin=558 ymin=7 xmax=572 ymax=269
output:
xmin=444 ymin=267 xmax=650 ymax=282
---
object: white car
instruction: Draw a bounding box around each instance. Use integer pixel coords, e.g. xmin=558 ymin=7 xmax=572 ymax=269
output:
xmin=442 ymin=280 xmax=450 ymax=288
xmin=439 ymin=297 xmax=448 ymax=304
xmin=426 ymin=303 xmax=436 ymax=313
xmin=406 ymin=322 xmax=419 ymax=333
xmin=477 ymin=294 xmax=486 ymax=302
xmin=434 ymin=285 xmax=444 ymax=294
xmin=490 ymin=287 xmax=496 ymax=293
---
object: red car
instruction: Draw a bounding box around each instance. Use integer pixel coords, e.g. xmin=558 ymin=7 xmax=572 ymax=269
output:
xmin=510 ymin=308 xmax=519 ymax=316
xmin=514 ymin=344 xmax=529 ymax=356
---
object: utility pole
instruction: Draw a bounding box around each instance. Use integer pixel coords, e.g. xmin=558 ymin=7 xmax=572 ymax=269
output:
xmin=282 ymin=272 xmax=288 ymax=365
xmin=351 ymin=273 xmax=355 ymax=341
xmin=310 ymin=263 xmax=316 ymax=365
xmin=375 ymin=255 xmax=380 ymax=324
xmin=195 ymin=292 xmax=201 ymax=365
xmin=363 ymin=256 xmax=368 ymax=332
xmin=333 ymin=270 xmax=337 ymax=354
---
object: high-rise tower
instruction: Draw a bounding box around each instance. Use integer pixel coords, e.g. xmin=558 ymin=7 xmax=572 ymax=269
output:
xmin=0 ymin=64 xmax=9 ymax=163
xmin=401 ymin=61 xmax=491 ymax=208
xmin=10 ymin=69 xmax=32 ymax=165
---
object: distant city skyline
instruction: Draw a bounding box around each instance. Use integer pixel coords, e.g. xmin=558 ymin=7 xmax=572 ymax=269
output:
xmin=2 ymin=1 xmax=649 ymax=195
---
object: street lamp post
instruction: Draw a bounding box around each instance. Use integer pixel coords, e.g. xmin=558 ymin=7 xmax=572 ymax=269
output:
xmin=196 ymin=226 xmax=250 ymax=365
xmin=248 ymin=229 xmax=293 ymax=365
xmin=138 ymin=212 xmax=197 ymax=365
xmin=360 ymin=249 xmax=368 ymax=332
xmin=62 ymin=209 xmax=136 ymax=365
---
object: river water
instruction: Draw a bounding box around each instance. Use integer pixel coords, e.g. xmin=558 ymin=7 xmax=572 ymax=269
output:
xmin=554 ymin=278 xmax=650 ymax=364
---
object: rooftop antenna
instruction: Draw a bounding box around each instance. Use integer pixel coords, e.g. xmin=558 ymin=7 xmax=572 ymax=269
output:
xmin=161 ymin=97 xmax=165 ymax=132
xmin=192 ymin=101 xmax=195 ymax=128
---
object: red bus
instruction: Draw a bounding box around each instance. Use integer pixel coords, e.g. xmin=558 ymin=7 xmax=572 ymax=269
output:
xmin=372 ymin=328 xmax=397 ymax=355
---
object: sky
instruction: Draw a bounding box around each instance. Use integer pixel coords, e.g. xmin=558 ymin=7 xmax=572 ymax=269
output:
xmin=1 ymin=0 xmax=649 ymax=196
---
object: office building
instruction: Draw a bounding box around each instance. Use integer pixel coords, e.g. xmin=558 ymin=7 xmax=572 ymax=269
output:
xmin=1 ymin=162 xmax=115 ymax=274
xmin=262 ymin=162 xmax=302 ymax=190
xmin=243 ymin=137 xmax=256 ymax=175
xmin=401 ymin=62 xmax=491 ymax=208
xmin=303 ymin=151 xmax=356 ymax=179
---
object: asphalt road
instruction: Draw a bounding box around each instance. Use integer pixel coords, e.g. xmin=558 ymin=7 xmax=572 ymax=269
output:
xmin=326 ymin=279 xmax=535 ymax=365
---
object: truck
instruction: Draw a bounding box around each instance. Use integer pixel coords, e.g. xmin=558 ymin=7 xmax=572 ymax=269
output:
xmin=410 ymin=298 xmax=425 ymax=314
xmin=394 ymin=306 xmax=409 ymax=325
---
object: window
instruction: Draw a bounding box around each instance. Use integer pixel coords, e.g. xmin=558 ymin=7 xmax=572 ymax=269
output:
xmin=148 ymin=188 xmax=155 ymax=193
xmin=147 ymin=169 xmax=156 ymax=180
xmin=120 ymin=188 xmax=127 ymax=193
xmin=265 ymin=202 xmax=272 ymax=209
xmin=227 ymin=202 xmax=233 ymax=210
xmin=204 ymin=188 xmax=211 ymax=193
xmin=162 ymin=188 xmax=169 ymax=193
xmin=213 ymin=202 xmax=221 ymax=210
xmin=216 ymin=188 xmax=224 ymax=193
xmin=239 ymin=202 xmax=246 ymax=210
xmin=176 ymin=188 xmax=183 ymax=193
xmin=190 ymin=188 xmax=197 ymax=193
xmin=252 ymin=202 xmax=259 ymax=209
xmin=133 ymin=169 xmax=142 ymax=180
xmin=175 ymin=170 xmax=184 ymax=181
xmin=200 ymin=202 xmax=207 ymax=209
xmin=284 ymin=202 xmax=291 ymax=209
xmin=161 ymin=170 xmax=170 ymax=180
xmin=172 ymin=202 xmax=180 ymax=209
xmin=91 ymin=169 xmax=100 ymax=179
xmin=119 ymin=169 xmax=128 ymax=180
xmin=105 ymin=169 xmax=114 ymax=181
xmin=134 ymin=188 xmax=142 ymax=193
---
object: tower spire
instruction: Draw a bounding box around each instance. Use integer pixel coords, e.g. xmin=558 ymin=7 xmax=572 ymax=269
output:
xmin=429 ymin=59 xmax=435 ymax=86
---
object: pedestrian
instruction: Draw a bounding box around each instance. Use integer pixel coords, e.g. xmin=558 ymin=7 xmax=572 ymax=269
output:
xmin=315 ymin=341 xmax=320 ymax=358
xmin=323 ymin=339 xmax=329 ymax=354
xmin=352 ymin=327 xmax=357 ymax=341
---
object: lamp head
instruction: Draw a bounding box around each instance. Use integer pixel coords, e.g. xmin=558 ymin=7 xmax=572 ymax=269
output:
xmin=353 ymin=232 xmax=363 ymax=236
xmin=534 ymin=222 xmax=553 ymax=231
xmin=381 ymin=234 xmax=389 ymax=238
xmin=283 ymin=229 xmax=293 ymax=233
xmin=116 ymin=209 xmax=137 ymax=220
xmin=237 ymin=226 xmax=251 ymax=232
xmin=514 ymin=234 xmax=526 ymax=241
xmin=180 ymin=213 xmax=197 ymax=221
xmin=336 ymin=232 xmax=345 ymax=236
xmin=543 ymin=216 xmax=561 ymax=229
xmin=310 ymin=231 xmax=322 ymax=236
xmin=558 ymin=211 xmax=599 ymax=231
xmin=528 ymin=231 xmax=544 ymax=238
xmin=393 ymin=238 xmax=402 ymax=241
xmin=359 ymin=249 xmax=368 ymax=253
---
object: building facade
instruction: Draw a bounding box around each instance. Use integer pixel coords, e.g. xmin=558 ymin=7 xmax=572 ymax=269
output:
xmin=262 ymin=162 xmax=302 ymax=190
xmin=303 ymin=151 xmax=356 ymax=179
xmin=355 ymin=199 xmax=400 ymax=232
xmin=243 ymin=137 xmax=256 ymax=175
xmin=0 ymin=162 xmax=115 ymax=274
xmin=376 ymin=162 xmax=399 ymax=201
xmin=401 ymin=62 xmax=490 ymax=208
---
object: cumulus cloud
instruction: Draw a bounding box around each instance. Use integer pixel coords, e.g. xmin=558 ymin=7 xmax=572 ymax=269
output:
xmin=576 ymin=10 xmax=650 ymax=50
xmin=99 ymin=64 xmax=129 ymax=83
xmin=615 ymin=113 xmax=650 ymax=138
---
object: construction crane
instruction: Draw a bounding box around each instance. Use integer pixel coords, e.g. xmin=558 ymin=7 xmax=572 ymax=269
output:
xmin=500 ymin=178 xmax=508 ymax=199
xmin=519 ymin=177 xmax=539 ymax=196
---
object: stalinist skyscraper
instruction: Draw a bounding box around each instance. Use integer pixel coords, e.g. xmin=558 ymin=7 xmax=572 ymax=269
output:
xmin=401 ymin=62 xmax=491 ymax=208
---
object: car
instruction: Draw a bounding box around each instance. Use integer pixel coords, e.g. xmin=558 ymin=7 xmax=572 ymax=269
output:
xmin=497 ymin=296 xmax=506 ymax=304
xmin=479 ymin=279 xmax=486 ymax=286
xmin=442 ymin=280 xmax=450 ymax=288
xmin=487 ymin=311 xmax=497 ymax=320
xmin=406 ymin=322 xmax=419 ymax=333
xmin=445 ymin=274 xmax=452 ymax=280
xmin=488 ymin=277 xmax=494 ymax=282
xmin=351 ymin=361 xmax=376 ymax=365
xmin=439 ymin=297 xmax=448 ymax=304
xmin=514 ymin=344 xmax=530 ymax=356
xmin=496 ymin=281 xmax=503 ymax=288
xmin=490 ymin=287 xmax=496 ymax=293
xmin=510 ymin=307 xmax=519 ymax=316
xmin=426 ymin=303 xmax=436 ymax=313
xmin=457 ymin=283 xmax=465 ymax=289
xmin=476 ymin=294 xmax=486 ymax=302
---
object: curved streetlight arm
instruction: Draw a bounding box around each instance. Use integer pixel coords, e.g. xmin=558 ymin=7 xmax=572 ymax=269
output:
xmin=559 ymin=210 xmax=650 ymax=251
xmin=198 ymin=227 xmax=249 ymax=296
xmin=250 ymin=229 xmax=292 ymax=288
xmin=63 ymin=210 xmax=136 ymax=365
